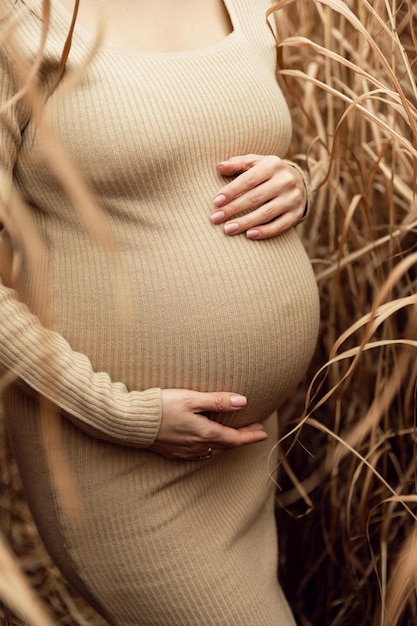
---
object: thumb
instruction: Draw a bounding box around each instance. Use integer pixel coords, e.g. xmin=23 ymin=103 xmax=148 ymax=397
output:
xmin=217 ymin=154 xmax=260 ymax=174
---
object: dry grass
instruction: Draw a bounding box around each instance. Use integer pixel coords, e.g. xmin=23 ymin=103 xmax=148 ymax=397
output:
xmin=1 ymin=0 xmax=417 ymax=624
xmin=271 ymin=0 xmax=417 ymax=624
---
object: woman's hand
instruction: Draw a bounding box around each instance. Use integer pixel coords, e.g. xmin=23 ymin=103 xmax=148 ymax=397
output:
xmin=210 ymin=154 xmax=307 ymax=240
xmin=149 ymin=389 xmax=268 ymax=461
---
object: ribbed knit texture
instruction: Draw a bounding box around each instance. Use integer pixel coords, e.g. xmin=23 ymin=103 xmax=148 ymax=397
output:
xmin=0 ymin=0 xmax=319 ymax=623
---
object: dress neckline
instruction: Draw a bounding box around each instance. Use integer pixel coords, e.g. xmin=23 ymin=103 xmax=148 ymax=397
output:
xmin=51 ymin=0 xmax=242 ymax=58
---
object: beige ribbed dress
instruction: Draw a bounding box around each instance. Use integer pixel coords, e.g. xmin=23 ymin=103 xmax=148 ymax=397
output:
xmin=0 ymin=0 xmax=319 ymax=623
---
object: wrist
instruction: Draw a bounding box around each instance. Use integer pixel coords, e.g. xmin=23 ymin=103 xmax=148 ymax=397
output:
xmin=282 ymin=159 xmax=312 ymax=220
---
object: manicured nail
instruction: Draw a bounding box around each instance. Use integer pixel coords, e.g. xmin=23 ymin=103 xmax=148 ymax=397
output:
xmin=246 ymin=229 xmax=260 ymax=239
xmin=230 ymin=395 xmax=247 ymax=407
xmin=210 ymin=210 xmax=225 ymax=224
xmin=213 ymin=194 xmax=227 ymax=207
xmin=224 ymin=222 xmax=239 ymax=235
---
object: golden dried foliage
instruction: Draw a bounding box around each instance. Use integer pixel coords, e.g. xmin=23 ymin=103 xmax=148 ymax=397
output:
xmin=271 ymin=0 xmax=417 ymax=624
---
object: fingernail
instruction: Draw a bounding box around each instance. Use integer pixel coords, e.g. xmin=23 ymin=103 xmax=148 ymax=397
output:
xmin=210 ymin=210 xmax=225 ymax=224
xmin=213 ymin=194 xmax=227 ymax=208
xmin=230 ymin=395 xmax=247 ymax=407
xmin=246 ymin=229 xmax=260 ymax=239
xmin=224 ymin=222 xmax=239 ymax=235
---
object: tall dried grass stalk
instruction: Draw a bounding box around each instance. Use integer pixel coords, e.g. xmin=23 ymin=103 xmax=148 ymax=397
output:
xmin=1 ymin=0 xmax=416 ymax=624
xmin=270 ymin=0 xmax=417 ymax=624
xmin=0 ymin=531 xmax=55 ymax=626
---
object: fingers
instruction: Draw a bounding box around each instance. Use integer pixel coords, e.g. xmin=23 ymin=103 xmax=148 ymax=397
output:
xmin=162 ymin=388 xmax=247 ymax=414
xmin=216 ymin=153 xmax=263 ymax=176
xmin=210 ymin=154 xmax=306 ymax=239
xmin=213 ymin=155 xmax=281 ymax=217
xmin=152 ymin=420 xmax=268 ymax=462
xmin=190 ymin=390 xmax=248 ymax=412
xmin=212 ymin=422 xmax=268 ymax=448
xmin=189 ymin=422 xmax=268 ymax=462
xmin=152 ymin=389 xmax=268 ymax=461
xmin=220 ymin=190 xmax=301 ymax=240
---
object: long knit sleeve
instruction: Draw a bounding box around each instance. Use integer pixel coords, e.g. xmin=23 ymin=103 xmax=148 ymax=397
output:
xmin=0 ymin=286 xmax=163 ymax=445
xmin=0 ymin=48 xmax=162 ymax=448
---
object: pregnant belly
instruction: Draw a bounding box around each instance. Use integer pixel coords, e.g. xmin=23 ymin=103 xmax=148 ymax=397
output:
xmin=52 ymin=227 xmax=320 ymax=427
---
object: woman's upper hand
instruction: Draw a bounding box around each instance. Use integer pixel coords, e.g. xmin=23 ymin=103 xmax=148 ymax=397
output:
xmin=210 ymin=154 xmax=308 ymax=240
xmin=149 ymin=388 xmax=268 ymax=461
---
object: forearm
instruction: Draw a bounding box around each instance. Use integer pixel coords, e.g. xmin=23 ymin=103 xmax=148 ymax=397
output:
xmin=0 ymin=282 xmax=162 ymax=446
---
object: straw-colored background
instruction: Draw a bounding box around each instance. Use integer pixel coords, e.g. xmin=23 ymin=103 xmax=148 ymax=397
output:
xmin=1 ymin=0 xmax=416 ymax=624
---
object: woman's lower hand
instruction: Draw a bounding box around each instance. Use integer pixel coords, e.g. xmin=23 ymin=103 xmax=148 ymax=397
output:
xmin=149 ymin=389 xmax=268 ymax=461
xmin=210 ymin=154 xmax=307 ymax=239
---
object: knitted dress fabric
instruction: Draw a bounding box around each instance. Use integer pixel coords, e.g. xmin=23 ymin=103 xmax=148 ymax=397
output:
xmin=0 ymin=0 xmax=319 ymax=623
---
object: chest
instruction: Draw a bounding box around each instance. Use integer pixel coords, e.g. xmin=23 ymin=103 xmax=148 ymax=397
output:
xmin=58 ymin=0 xmax=234 ymax=53
xmin=16 ymin=0 xmax=292 ymax=203
xmin=18 ymin=50 xmax=291 ymax=205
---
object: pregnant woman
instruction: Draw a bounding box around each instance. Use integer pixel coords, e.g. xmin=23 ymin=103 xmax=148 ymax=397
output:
xmin=0 ymin=0 xmax=319 ymax=623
